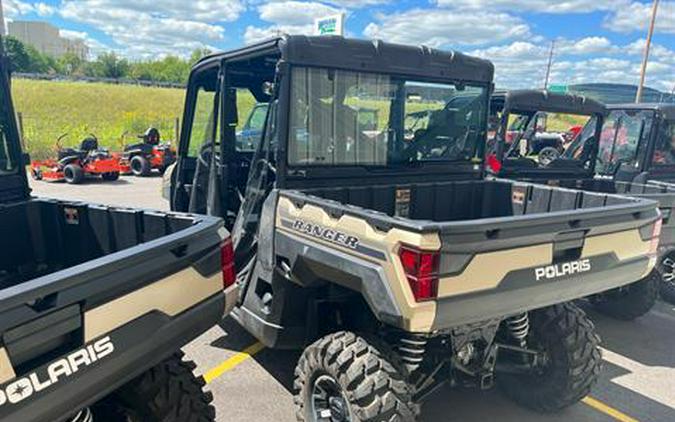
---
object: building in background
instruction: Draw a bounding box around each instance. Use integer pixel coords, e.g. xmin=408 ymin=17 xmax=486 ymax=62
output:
xmin=0 ymin=0 xmax=5 ymax=36
xmin=7 ymin=21 xmax=88 ymax=60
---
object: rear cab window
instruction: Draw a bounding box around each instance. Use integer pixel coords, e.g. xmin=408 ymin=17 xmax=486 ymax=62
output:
xmin=596 ymin=110 xmax=653 ymax=175
xmin=652 ymin=119 xmax=675 ymax=167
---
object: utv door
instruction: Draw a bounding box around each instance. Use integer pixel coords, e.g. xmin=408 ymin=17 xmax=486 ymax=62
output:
xmin=172 ymin=63 xmax=222 ymax=214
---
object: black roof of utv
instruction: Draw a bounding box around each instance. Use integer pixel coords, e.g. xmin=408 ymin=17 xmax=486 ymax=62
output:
xmin=503 ymin=90 xmax=607 ymax=116
xmin=195 ymin=35 xmax=494 ymax=84
xmin=608 ymin=103 xmax=675 ymax=120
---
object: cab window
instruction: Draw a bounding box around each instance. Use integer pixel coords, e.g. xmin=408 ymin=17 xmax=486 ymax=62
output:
xmin=186 ymin=86 xmax=218 ymax=157
xmin=652 ymin=120 xmax=675 ymax=166
xmin=596 ymin=110 xmax=652 ymax=175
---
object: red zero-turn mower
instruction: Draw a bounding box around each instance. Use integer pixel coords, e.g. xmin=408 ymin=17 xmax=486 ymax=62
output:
xmin=120 ymin=127 xmax=176 ymax=177
xmin=30 ymin=134 xmax=121 ymax=184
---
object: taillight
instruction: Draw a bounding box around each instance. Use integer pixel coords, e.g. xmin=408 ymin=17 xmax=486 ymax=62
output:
xmin=221 ymin=238 xmax=236 ymax=288
xmin=486 ymin=154 xmax=502 ymax=174
xmin=649 ymin=219 xmax=663 ymax=257
xmin=399 ymin=245 xmax=440 ymax=302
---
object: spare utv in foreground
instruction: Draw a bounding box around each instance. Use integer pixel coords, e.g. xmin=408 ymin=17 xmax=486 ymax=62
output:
xmin=0 ymin=48 xmax=236 ymax=422
xmin=490 ymin=91 xmax=675 ymax=310
xmin=169 ymin=36 xmax=661 ymax=420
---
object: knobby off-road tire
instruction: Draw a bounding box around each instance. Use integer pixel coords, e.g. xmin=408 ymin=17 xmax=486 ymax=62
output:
xmin=658 ymin=254 xmax=675 ymax=304
xmin=92 ymin=352 xmax=215 ymax=422
xmin=130 ymin=155 xmax=151 ymax=177
xmin=591 ymin=271 xmax=658 ymax=320
xmin=498 ymin=303 xmax=602 ymax=413
xmin=294 ymin=331 xmax=418 ymax=422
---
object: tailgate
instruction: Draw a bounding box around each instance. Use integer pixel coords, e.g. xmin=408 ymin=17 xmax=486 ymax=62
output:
xmin=431 ymin=182 xmax=660 ymax=329
xmin=0 ymin=204 xmax=228 ymax=422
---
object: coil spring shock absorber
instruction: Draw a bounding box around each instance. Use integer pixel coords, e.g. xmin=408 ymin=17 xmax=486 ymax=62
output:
xmin=397 ymin=333 xmax=428 ymax=374
xmin=505 ymin=313 xmax=530 ymax=347
xmin=69 ymin=408 xmax=93 ymax=422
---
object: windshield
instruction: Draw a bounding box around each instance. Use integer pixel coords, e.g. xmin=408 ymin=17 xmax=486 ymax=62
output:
xmin=288 ymin=67 xmax=487 ymax=166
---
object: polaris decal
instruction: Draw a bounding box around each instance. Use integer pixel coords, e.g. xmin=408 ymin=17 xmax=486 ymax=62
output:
xmin=0 ymin=336 xmax=114 ymax=407
xmin=292 ymin=220 xmax=360 ymax=249
xmin=535 ymin=259 xmax=591 ymax=281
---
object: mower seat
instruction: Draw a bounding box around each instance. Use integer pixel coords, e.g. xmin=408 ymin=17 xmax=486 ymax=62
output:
xmin=80 ymin=137 xmax=99 ymax=152
xmin=124 ymin=143 xmax=154 ymax=154
xmin=58 ymin=148 xmax=80 ymax=160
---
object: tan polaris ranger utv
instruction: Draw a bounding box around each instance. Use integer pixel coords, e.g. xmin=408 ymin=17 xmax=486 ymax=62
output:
xmin=0 ymin=42 xmax=237 ymax=421
xmin=167 ymin=35 xmax=661 ymax=420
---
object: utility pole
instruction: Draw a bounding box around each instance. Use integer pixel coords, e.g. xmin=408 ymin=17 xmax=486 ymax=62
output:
xmin=636 ymin=0 xmax=660 ymax=103
xmin=543 ymin=40 xmax=555 ymax=90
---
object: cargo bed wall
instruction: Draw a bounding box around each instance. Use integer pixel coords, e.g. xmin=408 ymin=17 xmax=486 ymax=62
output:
xmin=0 ymin=199 xmax=195 ymax=289
xmin=303 ymin=179 xmax=637 ymax=223
xmin=305 ymin=180 xmax=514 ymax=222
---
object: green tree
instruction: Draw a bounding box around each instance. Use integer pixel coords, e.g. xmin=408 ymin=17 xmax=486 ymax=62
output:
xmin=88 ymin=52 xmax=130 ymax=78
xmin=2 ymin=36 xmax=32 ymax=73
xmin=58 ymin=52 xmax=85 ymax=76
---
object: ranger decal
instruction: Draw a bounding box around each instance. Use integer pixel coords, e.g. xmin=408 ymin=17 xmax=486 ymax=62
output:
xmin=292 ymin=220 xmax=360 ymax=249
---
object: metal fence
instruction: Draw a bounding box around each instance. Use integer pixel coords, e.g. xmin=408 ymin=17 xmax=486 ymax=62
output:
xmin=14 ymin=72 xmax=186 ymax=90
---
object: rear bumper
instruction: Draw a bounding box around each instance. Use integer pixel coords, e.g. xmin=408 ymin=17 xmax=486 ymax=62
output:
xmin=431 ymin=254 xmax=652 ymax=330
xmin=0 ymin=292 xmax=225 ymax=422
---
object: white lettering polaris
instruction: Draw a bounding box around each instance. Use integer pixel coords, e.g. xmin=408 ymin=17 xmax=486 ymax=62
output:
xmin=0 ymin=336 xmax=114 ymax=407
xmin=535 ymin=259 xmax=591 ymax=281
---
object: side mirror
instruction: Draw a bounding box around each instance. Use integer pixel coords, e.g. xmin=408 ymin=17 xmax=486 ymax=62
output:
xmin=22 ymin=152 xmax=31 ymax=166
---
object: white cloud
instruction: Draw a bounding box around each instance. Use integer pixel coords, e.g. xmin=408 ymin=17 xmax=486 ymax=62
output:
xmin=469 ymin=38 xmax=674 ymax=92
xmin=363 ymin=8 xmax=530 ymax=47
xmin=556 ymin=37 xmax=616 ymax=55
xmin=435 ymin=0 xmax=624 ymax=14
xmin=57 ymin=0 xmax=245 ymax=58
xmin=3 ymin=0 xmax=35 ymax=17
xmin=604 ymin=1 xmax=675 ymax=34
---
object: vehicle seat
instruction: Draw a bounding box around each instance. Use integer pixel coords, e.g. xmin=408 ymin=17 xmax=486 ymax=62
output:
xmin=80 ymin=137 xmax=99 ymax=152
xmin=58 ymin=148 xmax=80 ymax=160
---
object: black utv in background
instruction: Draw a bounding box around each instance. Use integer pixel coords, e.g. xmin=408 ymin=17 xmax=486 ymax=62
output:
xmin=169 ymin=35 xmax=661 ymax=421
xmin=0 ymin=45 xmax=236 ymax=421
xmin=489 ymin=90 xmax=675 ymax=311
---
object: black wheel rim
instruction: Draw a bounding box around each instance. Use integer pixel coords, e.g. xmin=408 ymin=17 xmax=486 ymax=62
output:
xmin=131 ymin=159 xmax=141 ymax=174
xmin=310 ymin=374 xmax=352 ymax=422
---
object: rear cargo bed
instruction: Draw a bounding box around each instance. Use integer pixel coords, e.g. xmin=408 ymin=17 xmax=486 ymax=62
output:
xmin=278 ymin=179 xmax=660 ymax=330
xmin=0 ymin=197 xmax=223 ymax=343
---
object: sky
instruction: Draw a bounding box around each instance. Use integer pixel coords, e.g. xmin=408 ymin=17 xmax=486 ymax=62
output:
xmin=2 ymin=0 xmax=674 ymax=91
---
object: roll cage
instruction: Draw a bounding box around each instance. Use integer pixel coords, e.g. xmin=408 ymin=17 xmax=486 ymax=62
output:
xmin=172 ymin=35 xmax=495 ymax=220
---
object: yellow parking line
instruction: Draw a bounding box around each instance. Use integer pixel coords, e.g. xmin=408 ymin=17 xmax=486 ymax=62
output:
xmin=582 ymin=396 xmax=640 ymax=422
xmin=204 ymin=344 xmax=639 ymax=422
xmin=203 ymin=341 xmax=266 ymax=384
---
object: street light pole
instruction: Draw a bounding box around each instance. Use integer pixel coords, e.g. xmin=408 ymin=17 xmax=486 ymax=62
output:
xmin=543 ymin=40 xmax=555 ymax=90
xmin=636 ymin=0 xmax=660 ymax=103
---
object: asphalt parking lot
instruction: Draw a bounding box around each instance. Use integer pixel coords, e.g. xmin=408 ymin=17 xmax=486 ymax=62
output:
xmin=31 ymin=175 xmax=675 ymax=422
